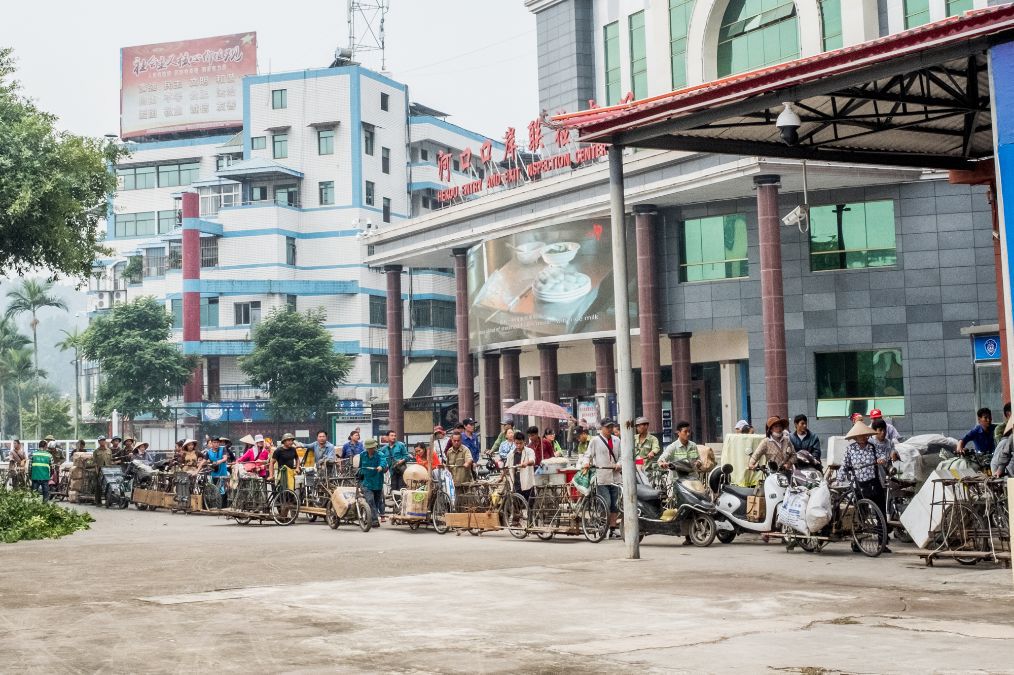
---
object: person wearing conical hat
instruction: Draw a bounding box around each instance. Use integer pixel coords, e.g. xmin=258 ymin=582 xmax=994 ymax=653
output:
xmin=841 ymin=420 xmax=890 ymax=552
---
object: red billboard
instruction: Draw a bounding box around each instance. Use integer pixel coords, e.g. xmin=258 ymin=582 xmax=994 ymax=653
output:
xmin=120 ymin=32 xmax=257 ymax=140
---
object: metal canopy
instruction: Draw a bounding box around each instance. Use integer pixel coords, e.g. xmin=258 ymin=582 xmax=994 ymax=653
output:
xmin=554 ymin=6 xmax=1014 ymax=172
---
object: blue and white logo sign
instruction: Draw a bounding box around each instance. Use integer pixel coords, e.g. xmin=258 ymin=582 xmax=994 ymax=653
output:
xmin=973 ymin=335 xmax=1002 ymax=362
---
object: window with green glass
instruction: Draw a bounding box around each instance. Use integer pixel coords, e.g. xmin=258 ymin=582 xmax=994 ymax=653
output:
xmin=628 ymin=11 xmax=647 ymax=99
xmin=820 ymin=0 xmax=843 ymax=51
xmin=946 ymin=0 xmax=973 ymax=17
xmin=679 ymin=214 xmax=749 ymax=282
xmin=669 ymin=0 xmax=695 ymax=89
xmin=815 ymin=350 xmax=905 ymax=418
xmin=158 ymin=209 xmax=176 ymax=234
xmin=809 ymin=200 xmax=897 ymax=272
xmin=904 ymin=0 xmax=930 ymax=28
xmin=717 ymin=0 xmax=799 ymax=77
xmin=170 ymin=297 xmax=218 ymax=329
xmin=604 ymin=21 xmax=621 ymax=105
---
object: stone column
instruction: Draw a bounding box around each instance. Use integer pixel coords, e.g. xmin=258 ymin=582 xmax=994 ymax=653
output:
xmin=634 ymin=204 xmax=662 ymax=433
xmin=385 ymin=265 xmax=404 ymax=436
xmin=181 ymin=191 xmax=203 ymax=404
xmin=482 ymin=351 xmax=502 ymax=448
xmin=593 ymin=338 xmax=616 ymax=394
xmin=755 ymin=175 xmax=788 ymax=419
xmin=538 ymin=343 xmax=559 ymax=431
xmin=669 ymin=332 xmax=692 ymax=426
xmin=452 ymin=248 xmax=475 ymax=421
xmin=501 ymin=348 xmax=522 ymax=408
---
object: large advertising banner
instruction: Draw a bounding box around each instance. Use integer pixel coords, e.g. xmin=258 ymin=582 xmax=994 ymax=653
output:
xmin=121 ymin=32 xmax=257 ymax=139
xmin=467 ymin=218 xmax=638 ymax=348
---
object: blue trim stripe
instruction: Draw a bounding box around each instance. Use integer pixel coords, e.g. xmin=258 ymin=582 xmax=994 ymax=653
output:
xmin=351 ymin=70 xmax=363 ymax=208
xmin=182 ymin=280 xmax=200 ymax=293
xmin=409 ymin=116 xmax=504 ymax=148
xmin=221 ymin=228 xmax=360 ymax=239
xmin=124 ymin=134 xmax=235 ymax=151
xmin=182 ymin=341 xmax=202 ymax=355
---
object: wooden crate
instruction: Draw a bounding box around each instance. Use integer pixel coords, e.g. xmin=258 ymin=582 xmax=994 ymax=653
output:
xmin=445 ymin=511 xmax=501 ymax=531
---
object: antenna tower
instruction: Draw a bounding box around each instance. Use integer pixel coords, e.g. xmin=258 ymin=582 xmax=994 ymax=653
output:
xmin=347 ymin=0 xmax=389 ymax=70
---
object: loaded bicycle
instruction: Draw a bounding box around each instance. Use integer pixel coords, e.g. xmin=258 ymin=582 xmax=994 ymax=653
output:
xmin=508 ymin=464 xmax=608 ymax=542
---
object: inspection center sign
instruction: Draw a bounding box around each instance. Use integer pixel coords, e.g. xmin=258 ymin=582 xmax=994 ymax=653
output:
xmin=120 ymin=32 xmax=257 ymax=139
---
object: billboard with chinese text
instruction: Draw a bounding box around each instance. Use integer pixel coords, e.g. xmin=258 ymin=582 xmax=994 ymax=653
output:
xmin=120 ymin=32 xmax=257 ymax=139
xmin=467 ymin=218 xmax=638 ymax=349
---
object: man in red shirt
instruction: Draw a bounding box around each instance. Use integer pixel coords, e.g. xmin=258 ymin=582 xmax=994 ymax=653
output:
xmin=526 ymin=425 xmax=554 ymax=466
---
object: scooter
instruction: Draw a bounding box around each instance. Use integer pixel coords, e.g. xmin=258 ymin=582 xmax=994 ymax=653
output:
xmin=634 ymin=461 xmax=717 ymax=546
xmin=709 ymin=461 xmax=790 ymax=544
xmin=792 ymin=450 xmax=823 ymax=488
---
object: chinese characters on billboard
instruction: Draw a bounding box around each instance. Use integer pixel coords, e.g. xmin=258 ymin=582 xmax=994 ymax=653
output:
xmin=467 ymin=218 xmax=638 ymax=349
xmin=120 ymin=32 xmax=257 ymax=139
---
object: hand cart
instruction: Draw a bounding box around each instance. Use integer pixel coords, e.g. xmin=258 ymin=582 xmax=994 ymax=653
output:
xmin=510 ymin=468 xmax=608 ymax=542
xmin=389 ymin=466 xmax=453 ymax=533
xmin=217 ymin=469 xmax=300 ymax=526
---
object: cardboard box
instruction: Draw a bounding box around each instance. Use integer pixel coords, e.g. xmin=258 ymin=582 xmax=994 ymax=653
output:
xmin=746 ymin=495 xmax=765 ymax=522
xmin=403 ymin=487 xmax=429 ymax=517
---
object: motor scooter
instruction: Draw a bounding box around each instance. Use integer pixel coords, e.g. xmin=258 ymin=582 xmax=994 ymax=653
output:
xmin=633 ymin=460 xmax=717 ymax=546
xmin=709 ymin=461 xmax=790 ymax=544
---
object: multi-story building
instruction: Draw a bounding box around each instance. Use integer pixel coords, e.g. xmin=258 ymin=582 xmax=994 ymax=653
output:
xmin=84 ymin=53 xmax=501 ymax=441
xmin=366 ymin=0 xmax=1010 ymax=449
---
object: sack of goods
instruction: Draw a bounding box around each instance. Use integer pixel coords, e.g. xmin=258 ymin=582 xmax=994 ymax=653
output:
xmin=72 ymin=452 xmax=94 ymax=469
xmin=331 ymin=487 xmax=353 ymax=518
xmin=804 ymin=482 xmax=832 ymax=533
xmin=403 ymin=487 xmax=429 ymax=517
xmin=403 ymin=464 xmax=430 ymax=486
xmin=779 ymin=486 xmax=811 ymax=534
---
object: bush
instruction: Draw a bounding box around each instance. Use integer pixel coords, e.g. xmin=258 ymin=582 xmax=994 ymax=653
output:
xmin=0 ymin=488 xmax=93 ymax=543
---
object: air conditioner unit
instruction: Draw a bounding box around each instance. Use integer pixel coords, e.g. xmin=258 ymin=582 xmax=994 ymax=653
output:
xmin=95 ymin=293 xmax=109 ymax=309
xmin=113 ymin=290 xmax=128 ymax=303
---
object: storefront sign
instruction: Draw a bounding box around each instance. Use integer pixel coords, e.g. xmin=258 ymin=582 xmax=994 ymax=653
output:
xmin=973 ymin=334 xmax=1002 ymax=361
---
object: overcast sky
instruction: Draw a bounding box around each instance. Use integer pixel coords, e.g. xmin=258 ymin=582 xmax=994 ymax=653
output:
xmin=2 ymin=1 xmax=540 ymax=140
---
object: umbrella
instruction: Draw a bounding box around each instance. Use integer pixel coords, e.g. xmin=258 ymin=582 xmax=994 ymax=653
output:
xmin=504 ymin=400 xmax=571 ymax=420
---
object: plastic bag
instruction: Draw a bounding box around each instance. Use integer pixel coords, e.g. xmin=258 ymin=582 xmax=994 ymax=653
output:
xmin=779 ymin=487 xmax=810 ymax=534
xmin=572 ymin=467 xmax=595 ymax=495
xmin=804 ymin=482 xmax=832 ymax=533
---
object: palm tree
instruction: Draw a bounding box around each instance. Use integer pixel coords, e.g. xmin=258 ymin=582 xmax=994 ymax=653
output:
xmin=57 ymin=328 xmax=84 ymax=440
xmin=5 ymin=279 xmax=67 ymax=438
xmin=2 ymin=348 xmax=38 ymax=440
xmin=0 ymin=318 xmax=29 ymax=439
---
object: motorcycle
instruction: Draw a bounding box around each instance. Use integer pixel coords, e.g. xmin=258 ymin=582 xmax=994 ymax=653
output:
xmin=100 ymin=466 xmax=131 ymax=509
xmin=709 ymin=461 xmax=790 ymax=544
xmin=792 ymin=450 xmax=823 ymax=488
xmin=633 ymin=460 xmax=717 ymax=546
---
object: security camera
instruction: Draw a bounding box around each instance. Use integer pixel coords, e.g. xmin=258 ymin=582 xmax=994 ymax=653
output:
xmin=782 ymin=205 xmax=809 ymax=229
xmin=776 ymin=102 xmax=801 ymax=146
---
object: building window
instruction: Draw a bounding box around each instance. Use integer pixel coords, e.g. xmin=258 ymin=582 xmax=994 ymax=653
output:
xmin=142 ymin=248 xmax=167 ymax=278
xmin=946 ymin=0 xmax=973 ymax=16
xmin=286 ymin=294 xmax=297 ymax=312
xmin=251 ymin=136 xmax=267 ymax=150
xmin=717 ymin=0 xmax=799 ymax=77
xmin=431 ymin=357 xmax=457 ymax=386
xmin=285 ymin=236 xmax=297 ymax=266
xmin=272 ymin=133 xmax=288 ymax=159
xmin=815 ymin=350 xmax=905 ymax=418
xmin=809 ymin=200 xmax=897 ymax=272
xmin=156 ymin=162 xmax=200 ymax=188
xmin=411 ymin=299 xmax=455 ymax=329
xmin=363 ymin=124 xmax=375 ymax=156
xmin=820 ymin=0 xmax=843 ymax=51
xmin=382 ymin=147 xmax=390 ymax=174
xmin=628 ymin=11 xmax=647 ymax=100
xmin=116 ymin=165 xmax=156 ymax=191
xmin=679 ymin=214 xmax=749 ymax=282
xmin=365 ymin=180 xmax=375 ymax=206
xmin=234 ymin=301 xmax=262 ymax=326
xmin=251 ymin=186 xmax=268 ymax=201
xmin=370 ymin=355 xmax=388 ymax=384
xmin=200 ymin=237 xmax=219 ymax=268
xmin=420 ymin=148 xmax=429 ymax=161
xmin=198 ymin=183 xmax=240 ymax=216
xmin=173 ymin=298 xmax=219 ymax=329
xmin=275 ymin=185 xmax=298 ymax=207
xmin=604 ymin=21 xmax=621 ymax=106
xmin=168 ymin=242 xmax=182 ymax=270
xmin=271 ymin=89 xmax=287 ymax=109
xmin=158 ymin=209 xmax=176 ymax=234
xmin=382 ymin=197 xmax=391 ymax=223
xmin=318 ymin=128 xmax=335 ymax=155
xmin=319 ymin=181 xmax=335 ymax=206
xmin=369 ymin=295 xmax=387 ymax=326
xmin=381 ymin=92 xmax=390 ymax=111
xmin=216 ymin=154 xmax=238 ymax=171
xmin=669 ymin=0 xmax=694 ymax=89
xmin=904 ymin=0 xmax=930 ymax=28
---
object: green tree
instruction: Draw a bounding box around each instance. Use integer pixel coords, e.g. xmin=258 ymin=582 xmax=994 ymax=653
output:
xmin=21 ymin=393 xmax=72 ymax=439
xmin=0 ymin=317 xmax=29 ymax=439
xmin=56 ymin=328 xmax=85 ymax=439
xmin=5 ymin=278 xmax=68 ymax=438
xmin=0 ymin=48 xmax=122 ymax=279
xmin=240 ymin=308 xmax=353 ymax=421
xmin=0 ymin=348 xmax=37 ymax=439
xmin=80 ymin=297 xmax=197 ymax=420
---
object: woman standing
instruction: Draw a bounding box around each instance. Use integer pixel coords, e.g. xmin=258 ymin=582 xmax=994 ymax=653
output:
xmin=748 ymin=416 xmax=795 ymax=472
xmin=342 ymin=430 xmax=365 ymax=459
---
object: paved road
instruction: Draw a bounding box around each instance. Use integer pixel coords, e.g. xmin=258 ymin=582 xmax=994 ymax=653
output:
xmin=2 ymin=505 xmax=1013 ymax=673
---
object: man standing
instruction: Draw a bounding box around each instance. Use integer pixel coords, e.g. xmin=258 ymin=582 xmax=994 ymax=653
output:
xmin=382 ymin=430 xmax=412 ymax=494
xmin=527 ymin=425 xmax=554 ymax=467
xmin=270 ymin=433 xmax=301 ymax=489
xmin=957 ymin=408 xmax=995 ymax=456
xmin=788 ymin=414 xmax=822 ymax=462
xmin=445 ymin=431 xmax=474 ymax=486
xmin=505 ymin=431 xmax=535 ymax=503
xmin=659 ymin=421 xmax=701 ymax=473
xmin=205 ymin=437 xmax=230 ymax=507
xmin=868 ymin=409 xmax=900 ymax=443
xmin=633 ymin=417 xmax=661 ymax=469
xmin=995 ymin=402 xmax=1011 ymax=447
xmin=306 ymin=430 xmax=337 ymax=476
xmin=460 ymin=418 xmax=481 ymax=463
xmin=9 ymin=439 xmax=27 ymax=489
xmin=109 ymin=436 xmax=123 ymax=461
xmin=119 ymin=437 xmax=136 ymax=462
xmin=585 ymin=419 xmax=622 ymax=539
xmin=29 ymin=441 xmax=53 ymax=501
xmin=93 ymin=436 xmax=113 ymax=505
xmin=358 ymin=438 xmax=387 ymax=528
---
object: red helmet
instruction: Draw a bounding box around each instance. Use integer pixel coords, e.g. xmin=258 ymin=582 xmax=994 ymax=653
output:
xmin=849 ymin=413 xmax=864 ymax=422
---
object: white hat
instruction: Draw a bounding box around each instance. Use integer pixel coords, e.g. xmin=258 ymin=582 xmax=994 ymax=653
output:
xmin=254 ymin=434 xmax=265 ymax=442
xmin=735 ymin=420 xmax=749 ymax=431
xmin=844 ymin=421 xmax=876 ymax=440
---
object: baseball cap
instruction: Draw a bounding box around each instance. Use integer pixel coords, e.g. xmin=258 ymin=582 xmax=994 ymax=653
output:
xmin=462 ymin=417 xmax=476 ymax=426
xmin=734 ymin=420 xmax=750 ymax=431
xmin=634 ymin=416 xmax=649 ymax=426
xmin=600 ymin=418 xmax=617 ymax=428
xmin=850 ymin=412 xmax=864 ymax=422
xmin=869 ymin=409 xmax=883 ymax=419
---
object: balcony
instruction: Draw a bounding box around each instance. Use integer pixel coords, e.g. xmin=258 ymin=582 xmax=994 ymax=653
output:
xmin=206 ymin=384 xmax=269 ymax=402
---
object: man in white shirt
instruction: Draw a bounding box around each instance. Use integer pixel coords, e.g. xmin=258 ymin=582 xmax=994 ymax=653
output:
xmin=584 ymin=419 xmax=622 ymax=539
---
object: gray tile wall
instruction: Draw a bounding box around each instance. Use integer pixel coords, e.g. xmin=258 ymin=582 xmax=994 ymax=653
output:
xmin=657 ymin=180 xmax=997 ymax=441
xmin=536 ymin=0 xmax=597 ymax=118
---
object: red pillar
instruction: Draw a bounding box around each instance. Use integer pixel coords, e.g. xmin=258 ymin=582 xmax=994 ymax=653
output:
xmin=538 ymin=343 xmax=559 ymax=431
xmin=634 ymin=204 xmax=662 ymax=433
xmin=181 ymin=191 xmax=203 ymax=404
xmin=593 ymin=338 xmax=616 ymax=394
xmin=669 ymin=332 xmax=692 ymax=426
xmin=755 ymin=175 xmax=788 ymax=419
xmin=385 ymin=265 xmax=404 ymax=436
xmin=452 ymin=249 xmax=475 ymax=421
xmin=482 ymin=351 xmax=502 ymax=447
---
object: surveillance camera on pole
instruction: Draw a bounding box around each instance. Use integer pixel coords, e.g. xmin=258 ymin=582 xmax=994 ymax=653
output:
xmin=776 ymin=102 xmax=801 ymax=146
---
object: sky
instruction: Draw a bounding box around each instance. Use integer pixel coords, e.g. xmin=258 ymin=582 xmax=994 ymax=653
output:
xmin=1 ymin=0 xmax=540 ymax=140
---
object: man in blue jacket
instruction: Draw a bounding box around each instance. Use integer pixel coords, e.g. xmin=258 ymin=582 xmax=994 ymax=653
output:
xmin=461 ymin=418 xmax=481 ymax=463
xmin=788 ymin=414 xmax=822 ymax=462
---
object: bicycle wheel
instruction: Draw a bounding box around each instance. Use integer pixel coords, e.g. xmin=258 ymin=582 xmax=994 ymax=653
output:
xmin=852 ymin=498 xmax=887 ymax=557
xmin=536 ymin=530 xmax=555 ymax=540
xmin=581 ymin=495 xmax=609 ymax=543
xmin=356 ymin=497 xmax=372 ymax=532
xmin=432 ymin=492 xmax=451 ymax=534
xmin=325 ymin=502 xmax=340 ymax=530
xmin=270 ymin=489 xmax=300 ymax=526
xmin=938 ymin=503 xmax=989 ymax=565
xmin=104 ymin=486 xmax=115 ymax=509
xmin=202 ymin=482 xmax=222 ymax=511
xmin=505 ymin=493 xmax=529 ymax=540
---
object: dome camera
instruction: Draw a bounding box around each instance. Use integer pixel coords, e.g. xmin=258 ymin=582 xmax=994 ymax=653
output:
xmin=775 ymin=102 xmax=801 ymax=146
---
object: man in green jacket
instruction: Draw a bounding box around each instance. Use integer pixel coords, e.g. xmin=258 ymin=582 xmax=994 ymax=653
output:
xmin=381 ymin=430 xmax=412 ymax=495
xmin=30 ymin=443 xmax=53 ymax=501
xmin=359 ymin=439 xmax=388 ymax=527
